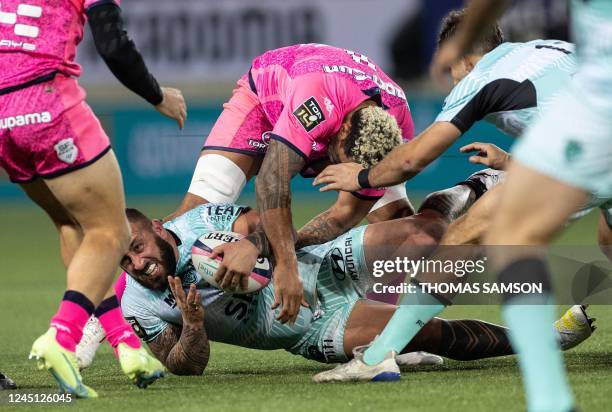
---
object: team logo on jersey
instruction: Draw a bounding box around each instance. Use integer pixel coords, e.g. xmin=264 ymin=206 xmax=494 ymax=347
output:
xmin=54 ymin=138 xmax=78 ymax=164
xmin=293 ymin=97 xmax=325 ymax=132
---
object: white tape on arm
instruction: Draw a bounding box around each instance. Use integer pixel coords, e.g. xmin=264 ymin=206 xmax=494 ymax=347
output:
xmin=187 ymin=154 xmax=247 ymax=203
xmin=369 ymin=183 xmax=408 ymax=213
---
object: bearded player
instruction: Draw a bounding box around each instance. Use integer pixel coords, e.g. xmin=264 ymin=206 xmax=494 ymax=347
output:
xmin=0 ymin=0 xmax=187 ymax=397
xmin=165 ymin=44 xmax=416 ymax=325
xmin=116 ymin=202 xmax=593 ymax=376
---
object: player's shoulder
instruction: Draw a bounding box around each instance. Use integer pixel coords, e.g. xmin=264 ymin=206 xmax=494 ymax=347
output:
xmin=121 ymin=276 xmax=162 ymax=318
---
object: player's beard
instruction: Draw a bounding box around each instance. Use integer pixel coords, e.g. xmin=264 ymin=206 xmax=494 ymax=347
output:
xmin=151 ymin=233 xmax=178 ymax=291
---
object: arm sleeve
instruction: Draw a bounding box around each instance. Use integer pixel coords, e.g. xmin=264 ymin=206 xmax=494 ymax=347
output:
xmin=436 ymin=77 xmax=537 ymax=133
xmin=86 ymin=1 xmax=163 ymax=105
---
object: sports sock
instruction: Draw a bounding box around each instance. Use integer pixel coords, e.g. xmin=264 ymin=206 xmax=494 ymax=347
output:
xmin=499 ymin=258 xmax=574 ymax=412
xmin=114 ymin=272 xmax=128 ymax=304
xmin=363 ymin=286 xmax=445 ymax=365
xmin=95 ymin=296 xmax=141 ymax=352
xmin=50 ymin=290 xmax=95 ymax=352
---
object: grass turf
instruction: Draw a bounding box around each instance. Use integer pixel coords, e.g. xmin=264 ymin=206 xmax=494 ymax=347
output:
xmin=0 ymin=197 xmax=610 ymax=412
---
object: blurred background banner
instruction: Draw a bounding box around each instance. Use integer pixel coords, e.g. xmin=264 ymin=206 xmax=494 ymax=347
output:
xmin=0 ymin=0 xmax=568 ymax=200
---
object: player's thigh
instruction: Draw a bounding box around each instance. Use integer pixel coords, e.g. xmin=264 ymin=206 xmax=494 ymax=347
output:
xmin=486 ymin=161 xmax=589 ymax=245
xmin=440 ymin=184 xmax=503 ymax=245
xmin=44 ymin=149 xmax=127 ymax=234
xmin=19 ymin=178 xmax=77 ymax=229
xmin=362 ymin=213 xmax=446 ymax=272
xmin=343 ymin=299 xmax=396 ymax=354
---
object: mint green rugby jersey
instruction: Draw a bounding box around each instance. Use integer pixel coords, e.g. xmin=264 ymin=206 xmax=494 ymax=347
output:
xmin=121 ymin=203 xmax=321 ymax=351
xmin=436 ymin=40 xmax=576 ymax=137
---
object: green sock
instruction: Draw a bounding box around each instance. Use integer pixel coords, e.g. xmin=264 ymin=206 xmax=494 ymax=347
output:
xmin=363 ymin=288 xmax=445 ymax=365
xmin=503 ymin=295 xmax=574 ymax=412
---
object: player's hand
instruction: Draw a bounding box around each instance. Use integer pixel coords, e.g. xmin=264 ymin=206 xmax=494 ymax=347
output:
xmin=271 ymin=264 xmax=308 ymax=324
xmin=155 ymin=87 xmax=187 ymax=130
xmin=313 ymin=163 xmax=363 ymax=192
xmin=210 ymin=239 xmax=259 ymax=292
xmin=460 ymin=142 xmax=510 ymax=170
xmin=168 ymin=276 xmax=204 ymax=326
xmin=430 ymin=38 xmax=462 ymax=90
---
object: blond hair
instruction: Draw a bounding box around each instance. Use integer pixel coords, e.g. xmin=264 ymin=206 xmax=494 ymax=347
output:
xmin=346 ymin=105 xmax=403 ymax=168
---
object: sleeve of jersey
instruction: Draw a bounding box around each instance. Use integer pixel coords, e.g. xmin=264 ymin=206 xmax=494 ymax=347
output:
xmin=121 ymin=288 xmax=169 ymax=343
xmin=435 ymin=78 xmax=537 ymax=134
xmin=86 ymin=1 xmax=163 ymax=105
xmin=270 ymin=76 xmax=341 ymax=159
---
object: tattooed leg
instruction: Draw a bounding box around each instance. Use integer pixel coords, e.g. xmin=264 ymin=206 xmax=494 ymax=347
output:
xmin=403 ymin=318 xmax=513 ymax=360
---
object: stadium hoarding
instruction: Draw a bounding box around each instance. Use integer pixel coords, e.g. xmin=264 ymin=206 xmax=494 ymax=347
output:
xmin=77 ymin=0 xmax=420 ymax=84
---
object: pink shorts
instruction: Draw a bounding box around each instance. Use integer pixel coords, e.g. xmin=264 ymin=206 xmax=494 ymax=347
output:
xmin=203 ymin=77 xmax=273 ymax=156
xmin=0 ymin=74 xmax=111 ymax=183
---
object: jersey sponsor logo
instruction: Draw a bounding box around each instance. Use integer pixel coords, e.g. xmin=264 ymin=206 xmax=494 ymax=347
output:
xmin=0 ymin=3 xmax=42 ymax=50
xmin=329 ymin=237 xmax=358 ymax=282
xmin=330 ymin=248 xmax=346 ymax=280
xmin=247 ymin=139 xmax=267 ymax=151
xmin=0 ymin=111 xmax=51 ymax=130
xmin=293 ymin=97 xmax=326 ymax=132
xmin=322 ymin=65 xmax=406 ymax=100
xmin=125 ymin=316 xmax=149 ymax=340
xmin=54 ymin=138 xmax=78 ymax=164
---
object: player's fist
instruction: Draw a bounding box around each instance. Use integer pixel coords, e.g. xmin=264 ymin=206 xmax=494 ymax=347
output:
xmin=155 ymin=87 xmax=187 ymax=130
xmin=460 ymin=142 xmax=510 ymax=170
xmin=271 ymin=265 xmax=308 ymax=324
xmin=211 ymin=239 xmax=259 ymax=292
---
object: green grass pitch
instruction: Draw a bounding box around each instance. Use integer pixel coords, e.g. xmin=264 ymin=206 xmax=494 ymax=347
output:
xmin=0 ymin=196 xmax=610 ymax=412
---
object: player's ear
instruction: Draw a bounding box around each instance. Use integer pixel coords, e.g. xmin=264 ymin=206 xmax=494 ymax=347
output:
xmin=151 ymin=219 xmax=164 ymax=235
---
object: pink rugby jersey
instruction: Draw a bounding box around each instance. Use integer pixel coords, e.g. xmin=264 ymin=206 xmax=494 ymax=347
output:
xmin=249 ymin=44 xmax=414 ymax=163
xmin=0 ymin=0 xmax=119 ymax=89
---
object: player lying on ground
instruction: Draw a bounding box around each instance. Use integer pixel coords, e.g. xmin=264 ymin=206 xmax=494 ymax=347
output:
xmin=167 ymin=43 xmax=418 ymax=324
xmin=115 ymin=201 xmax=593 ymax=376
xmin=0 ymin=0 xmax=186 ymax=398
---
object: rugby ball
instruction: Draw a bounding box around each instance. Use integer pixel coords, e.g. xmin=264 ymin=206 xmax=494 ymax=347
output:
xmin=191 ymin=231 xmax=273 ymax=294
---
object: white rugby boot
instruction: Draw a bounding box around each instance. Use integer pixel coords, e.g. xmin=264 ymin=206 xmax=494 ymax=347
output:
xmin=555 ymin=305 xmax=596 ymax=351
xmin=395 ymin=351 xmax=444 ymax=368
xmin=76 ymin=316 xmax=106 ymax=370
xmin=312 ymin=345 xmax=400 ymax=383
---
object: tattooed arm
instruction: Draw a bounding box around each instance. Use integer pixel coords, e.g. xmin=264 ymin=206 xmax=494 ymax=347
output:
xmin=256 ymin=139 xmax=307 ymax=323
xmin=297 ymin=191 xmax=375 ymax=248
xmin=147 ymin=322 xmax=210 ymax=376
xmin=147 ymin=277 xmax=210 ymax=375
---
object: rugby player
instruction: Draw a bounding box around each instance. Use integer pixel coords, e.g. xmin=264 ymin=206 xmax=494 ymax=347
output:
xmin=0 ymin=0 xmax=186 ymax=397
xmin=310 ymin=7 xmax=610 ymax=390
xmin=117 ymin=203 xmax=592 ymax=376
xmin=436 ymin=1 xmax=612 ymax=411
xmin=167 ymin=44 xmax=416 ymax=324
